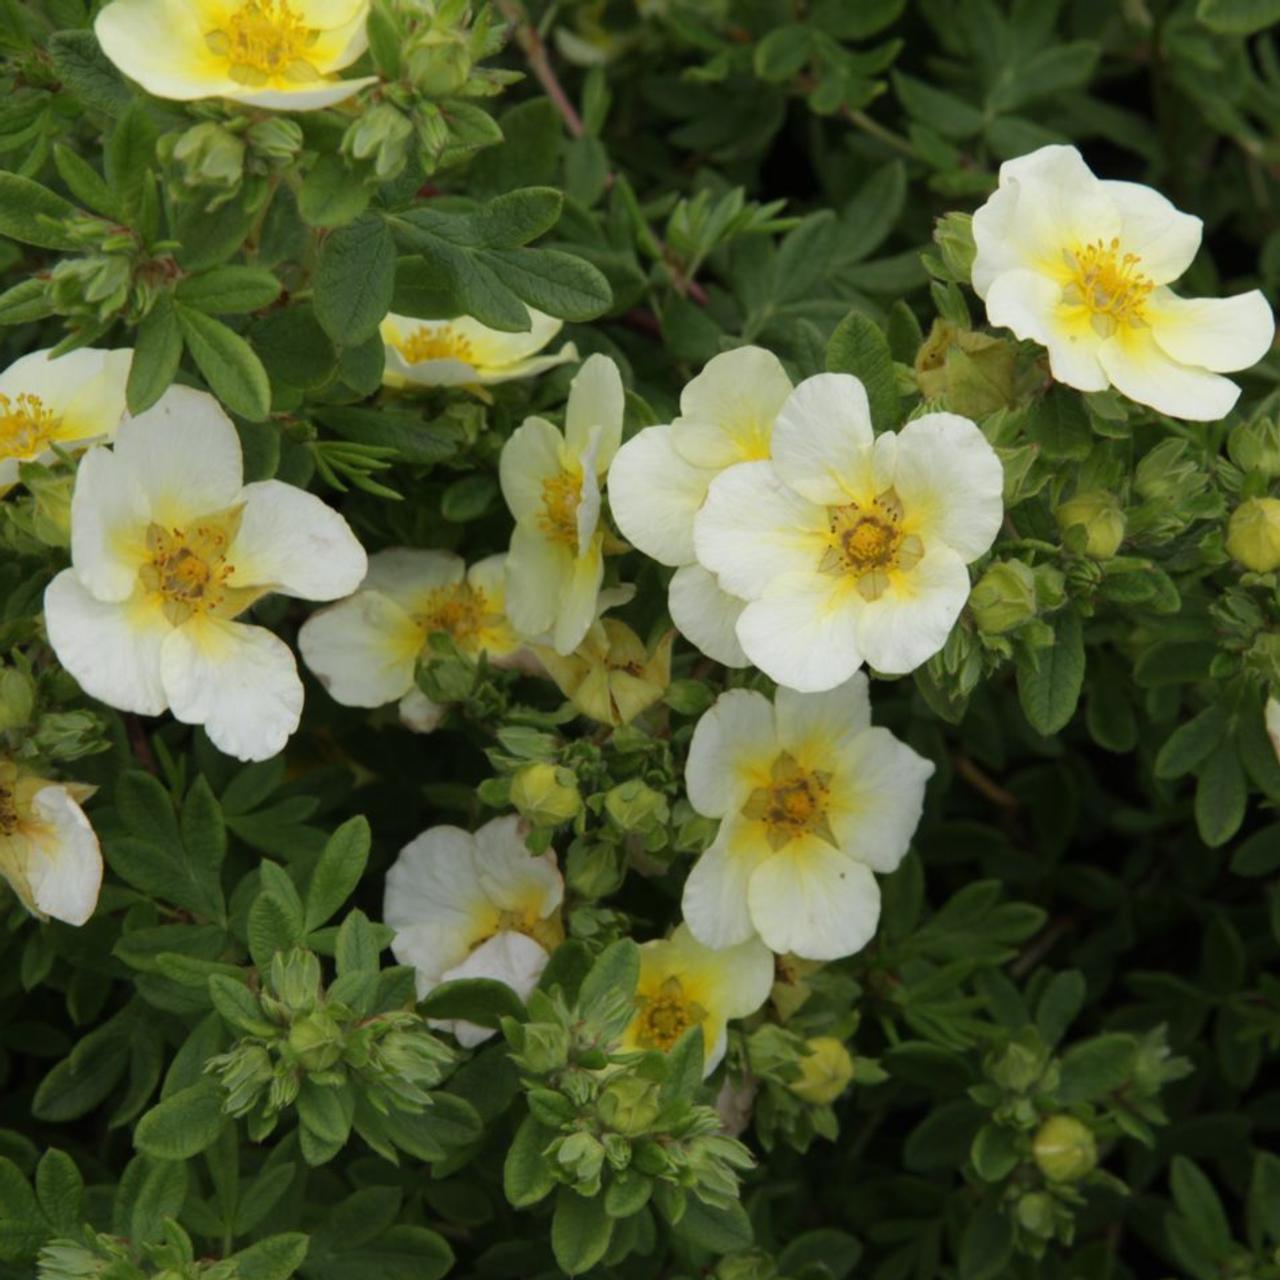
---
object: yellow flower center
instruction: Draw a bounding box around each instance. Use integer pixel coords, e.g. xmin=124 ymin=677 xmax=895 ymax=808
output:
xmin=397 ymin=325 xmax=476 ymax=366
xmin=206 ymin=0 xmax=321 ymax=86
xmin=742 ymin=751 xmax=838 ymax=852
xmin=0 ymin=392 xmax=59 ymax=462
xmin=538 ymin=467 xmax=583 ymax=548
xmin=1063 ymin=238 xmax=1153 ymax=336
xmin=821 ymin=489 xmax=923 ymax=601
xmin=415 ymin=582 xmax=488 ymax=645
xmin=494 ymin=908 xmax=564 ymax=954
xmin=634 ymin=976 xmax=704 ymax=1051
xmin=139 ymin=510 xmax=253 ymax=626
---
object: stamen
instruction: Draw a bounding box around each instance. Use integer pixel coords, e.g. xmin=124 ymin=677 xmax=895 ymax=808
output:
xmin=538 ymin=468 xmax=583 ymax=549
xmin=397 ymin=325 xmax=476 ymax=366
xmin=206 ymin=0 xmax=319 ymax=85
xmin=1062 ymin=237 xmax=1154 ymax=337
xmin=0 ymin=392 xmax=59 ymax=462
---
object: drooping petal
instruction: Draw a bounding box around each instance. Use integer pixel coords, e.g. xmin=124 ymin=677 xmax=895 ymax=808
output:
xmin=22 ymin=786 xmax=104 ymax=926
xmin=681 ymin=926 xmax=775 ymax=1020
xmin=44 ymin=572 xmax=170 ymax=716
xmin=608 ymin=424 xmax=712 ymax=566
xmin=736 ymin=572 xmax=864 ymax=693
xmin=112 ymin=385 xmax=244 ymax=527
xmin=681 ymin=826 xmax=772 ymax=951
xmin=297 ymin=590 xmax=421 ymax=708
xmin=1148 ymin=289 xmax=1275 ymax=374
xmin=500 ymin=417 xmax=565 ymax=526
xmin=1101 ymin=180 xmax=1203 ymax=285
xmin=747 ymin=845 xmax=881 ymax=961
xmin=565 ymin=354 xmax=625 ymax=470
xmin=770 ymin=373 xmax=875 ymax=505
xmin=667 ymin=564 xmax=750 ymax=668
xmin=471 ymin=814 xmax=563 ymax=919
xmin=673 ymin=345 xmax=793 ymax=466
xmin=160 ymin=617 xmax=303 ymax=762
xmin=435 ymin=932 xmax=550 ymax=1047
xmin=504 ymin=523 xmax=571 ymax=641
xmin=891 ymin=413 xmax=1004 ymax=562
xmin=68 ymin=445 xmax=150 ymax=603
xmin=685 ymin=688 xmax=775 ymax=817
xmin=230 ymin=481 xmax=366 ymax=601
xmin=828 ymin=727 xmax=934 ymax=873
xmin=774 ymin=673 xmax=871 ymax=757
xmin=1098 ymin=324 xmax=1243 ymax=421
xmin=854 ymin=545 xmax=970 ymax=675
xmin=694 ymin=461 xmax=827 ymax=601
xmin=552 ymin=537 xmax=604 ymax=656
xmin=399 ymin=687 xmax=448 ymax=734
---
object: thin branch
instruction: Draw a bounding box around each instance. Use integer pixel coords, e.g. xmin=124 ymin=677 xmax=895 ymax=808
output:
xmin=953 ymin=754 xmax=1019 ymax=811
xmin=495 ymin=0 xmax=585 ymax=138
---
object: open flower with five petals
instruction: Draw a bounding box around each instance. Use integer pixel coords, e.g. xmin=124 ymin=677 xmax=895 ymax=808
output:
xmin=95 ymin=0 xmax=376 ymax=110
xmin=0 ymin=348 xmax=132 ymax=492
xmin=0 ymin=759 xmax=102 ymax=927
xmin=499 ymin=354 xmax=625 ymax=655
xmin=682 ymin=675 xmax=934 ymax=961
xmin=694 ymin=373 xmax=1003 ymax=691
xmin=972 ymin=144 xmax=1274 ymax=421
xmin=43 ymin=386 xmax=367 ymax=762
xmin=608 ymin=346 xmax=793 ymax=666
xmin=384 ymin=815 xmax=564 ymax=1047
xmin=381 ymin=309 xmax=577 ymax=393
xmin=619 ymin=924 xmax=773 ymax=1076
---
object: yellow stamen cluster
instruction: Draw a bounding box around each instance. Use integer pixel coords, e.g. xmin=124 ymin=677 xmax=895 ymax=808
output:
xmin=538 ymin=468 xmax=583 ymax=548
xmin=634 ymin=976 xmax=704 ymax=1051
xmin=1064 ymin=238 xmax=1153 ymax=336
xmin=821 ymin=489 xmax=923 ymax=601
xmin=397 ymin=326 xmax=477 ymax=366
xmin=494 ymin=907 xmax=564 ymax=954
xmin=206 ymin=0 xmax=320 ymax=86
xmin=0 ymin=392 xmax=58 ymax=462
xmin=742 ymin=751 xmax=837 ymax=852
xmin=415 ymin=583 xmax=488 ymax=647
xmin=140 ymin=511 xmax=245 ymax=626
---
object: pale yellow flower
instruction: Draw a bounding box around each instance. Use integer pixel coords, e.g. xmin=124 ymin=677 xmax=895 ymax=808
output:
xmin=535 ymin=619 xmax=674 ymax=726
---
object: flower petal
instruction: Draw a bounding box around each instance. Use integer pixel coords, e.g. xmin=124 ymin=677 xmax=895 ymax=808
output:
xmin=1101 ymin=179 xmax=1203 ymax=284
xmin=771 ymin=373 xmax=875 ymax=505
xmin=504 ymin=523 xmax=571 ymax=641
xmin=553 ymin=538 xmax=604 ymax=656
xmin=297 ymin=590 xmax=421 ymax=708
xmin=230 ymin=480 xmax=366 ymax=601
xmin=1098 ymin=325 xmax=1242 ymax=421
xmin=681 ymin=826 xmax=772 ymax=951
xmin=228 ymin=77 xmax=377 ymax=111
xmin=435 ymin=932 xmax=550 ymax=1047
xmin=500 ymin=416 xmax=564 ymax=525
xmin=44 ymin=572 xmax=169 ymax=716
xmin=0 ymin=347 xmax=131 ymax=445
xmin=774 ymin=673 xmax=871 ymax=756
xmin=471 ymin=814 xmax=563 ymax=918
xmin=69 ymin=444 xmax=150 ymax=603
xmin=364 ymin=548 xmax=464 ymax=611
xmin=565 ymin=354 xmax=625 ymax=470
xmin=399 ymin=687 xmax=448 ymax=734
xmin=674 ymin=345 xmax=793 ymax=466
xmin=891 ymin=412 xmax=1004 ymax=561
xmin=23 ymin=785 xmax=103 ymax=926
xmin=608 ymin=423 xmax=711 ymax=566
xmin=854 ymin=545 xmax=970 ymax=675
xmin=685 ymin=687 xmax=775 ymax=817
xmin=668 ymin=564 xmax=750 ymax=668
xmin=1149 ymin=289 xmax=1275 ymax=374
xmin=160 ymin=618 xmax=303 ymax=762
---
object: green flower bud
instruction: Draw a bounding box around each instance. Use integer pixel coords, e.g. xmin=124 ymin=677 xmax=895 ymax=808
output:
xmin=172 ymin=122 xmax=245 ymax=192
xmin=287 ymin=1010 xmax=344 ymax=1073
xmin=933 ymin=211 xmax=976 ymax=282
xmin=566 ymin=839 xmax=625 ymax=899
xmin=1226 ymin=497 xmax=1280 ymax=572
xmin=1032 ymin=564 xmax=1067 ymax=612
xmin=789 ymin=1036 xmax=855 ymax=1104
xmin=511 ymin=763 xmax=581 ymax=826
xmin=246 ymin=117 xmax=304 ymax=163
xmin=270 ymin=947 xmax=323 ymax=1015
xmin=1015 ymin=1190 xmax=1057 ymax=1239
xmin=343 ymin=104 xmax=413 ymax=181
xmin=1228 ymin=416 xmax=1280 ymax=477
xmin=969 ymin=560 xmax=1037 ymax=635
xmin=604 ymin=779 xmax=669 ymax=836
xmin=208 ymin=1042 xmax=273 ymax=1117
xmin=988 ymin=1040 xmax=1046 ymax=1093
xmin=598 ymin=1076 xmax=662 ymax=1136
xmin=0 ymin=668 xmax=35 ymax=732
xmin=555 ymin=1130 xmax=606 ymax=1194
xmin=408 ymin=39 xmax=471 ymax=95
xmin=24 ymin=466 xmax=74 ymax=546
xmin=49 ymin=256 xmax=131 ymax=320
xmin=29 ymin=710 xmax=107 ymax=762
xmin=1056 ymin=491 xmax=1125 ymax=560
xmin=1134 ymin=438 xmax=1206 ymax=504
xmin=520 ymin=1021 xmax=571 ymax=1073
xmin=1032 ymin=1114 xmax=1097 ymax=1182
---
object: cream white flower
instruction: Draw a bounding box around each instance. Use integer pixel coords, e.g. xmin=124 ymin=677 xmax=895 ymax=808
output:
xmin=972 ymin=144 xmax=1275 ymax=421
xmin=383 ymin=814 xmax=564 ymax=1047
xmin=682 ymin=675 xmax=933 ymax=961
xmin=609 ymin=346 xmax=792 ymax=667
xmin=43 ymin=386 xmax=367 ymax=762
xmin=694 ymin=373 xmax=1003 ymax=690
xmin=0 ymin=760 xmax=102 ymax=927
xmin=619 ymin=923 xmax=773 ymax=1076
xmin=298 ymin=548 xmax=523 ymax=732
xmin=381 ymin=309 xmax=577 ymax=391
xmin=499 ymin=354 xmax=625 ymax=655
xmin=95 ymin=0 xmax=376 ymax=110
xmin=0 ymin=348 xmax=132 ymax=492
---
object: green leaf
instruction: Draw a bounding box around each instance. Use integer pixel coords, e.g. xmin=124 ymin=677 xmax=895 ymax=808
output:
xmin=304 ymin=815 xmax=371 ymax=932
xmin=176 ymin=266 xmax=283 ymax=315
xmin=471 ymin=187 xmax=564 ymax=247
xmin=957 ymin=1199 xmax=1014 ymax=1280
xmin=1057 ymin=1033 xmax=1135 ymax=1103
xmin=754 ymin=24 xmax=813 ymax=82
xmin=1154 ymin=703 xmax=1230 ymax=780
xmin=483 ymin=246 xmax=612 ymax=321
xmin=1170 ymin=1156 xmax=1233 ymax=1255
xmin=552 ymin=1187 xmax=613 ymax=1276
xmin=313 ymin=215 xmax=396 ymax=345
xmin=231 ymin=1234 xmax=310 ymax=1280
xmin=1230 ymin=824 xmax=1280 ymax=877
xmin=181 ymin=776 xmax=227 ymax=881
xmin=1034 ymin=970 xmax=1086 ymax=1045
xmin=0 ymin=277 xmax=53 ymax=325
xmin=175 ymin=304 xmax=271 ymax=421
xmin=298 ymin=155 xmax=371 ymax=228
xmin=969 ymin=1123 xmax=1020 ymax=1182
xmin=128 ymin=294 xmax=184 ymax=414
xmin=1195 ymin=744 xmax=1247 ymax=849
xmin=1017 ymin=609 xmax=1085 ymax=735
xmin=825 ymin=308 xmax=900 ymax=428
xmin=778 ymin=1230 xmax=862 ymax=1280
xmin=105 ymin=100 xmax=157 ymax=219
xmin=53 ymin=144 xmax=119 ymax=219
xmin=1025 ymin=387 xmax=1092 ymax=461
xmin=134 ymin=1082 xmax=227 ymax=1160
xmin=34 ymin=1150 xmax=82 ymax=1234
xmin=0 ymin=173 xmax=77 ymax=249
xmin=1196 ymin=0 xmax=1280 ymax=33
xmin=418 ymin=978 xmax=527 ymax=1028
xmin=504 ymin=1115 xmax=555 ymax=1208
xmin=303 ymin=1226 xmax=454 ymax=1280
xmin=671 ymin=1197 xmax=753 ymax=1253
xmin=893 ymin=71 xmax=984 ymax=138
xmin=48 ymin=30 xmax=132 ymax=116
xmin=469 ymin=99 xmax=562 ymax=196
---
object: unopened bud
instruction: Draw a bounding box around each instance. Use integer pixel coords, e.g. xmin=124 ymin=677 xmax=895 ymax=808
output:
xmin=510 ymin=763 xmax=581 ymax=826
xmin=1056 ymin=491 xmax=1125 ymax=560
xmin=287 ymin=1011 xmax=343 ymax=1072
xmin=247 ymin=117 xmax=304 ymax=163
xmin=1135 ymin=437 xmax=1204 ymax=503
xmin=969 ymin=560 xmax=1037 ymax=635
xmin=934 ymin=211 xmax=976 ymax=282
xmin=343 ymin=104 xmax=413 ymax=181
xmin=408 ymin=39 xmax=471 ymax=95
xmin=555 ymin=1130 xmax=605 ymax=1192
xmin=173 ymin=122 xmax=245 ymax=191
xmin=604 ymin=780 xmax=669 ymax=836
xmin=1229 ymin=417 xmax=1280 ymax=478
xmin=788 ymin=1036 xmax=855 ymax=1105
xmin=1032 ymin=1114 xmax=1097 ymax=1182
xmin=1226 ymin=497 xmax=1280 ymax=572
xmin=270 ymin=947 xmax=323 ymax=1014
xmin=0 ymin=668 xmax=35 ymax=732
xmin=598 ymin=1076 xmax=662 ymax=1136
xmin=1015 ymin=1190 xmax=1057 ymax=1238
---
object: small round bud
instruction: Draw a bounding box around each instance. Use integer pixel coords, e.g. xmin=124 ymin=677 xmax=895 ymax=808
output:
xmin=1226 ymin=497 xmax=1280 ymax=572
xmin=969 ymin=560 xmax=1037 ymax=635
xmin=0 ymin=668 xmax=36 ymax=732
xmin=287 ymin=1011 xmax=343 ymax=1072
xmin=510 ymin=763 xmax=581 ymax=826
xmin=172 ymin=122 xmax=245 ymax=191
xmin=247 ymin=117 xmax=304 ymax=163
xmin=1032 ymin=1114 xmax=1097 ymax=1182
xmin=1056 ymin=491 xmax=1125 ymax=560
xmin=1015 ymin=1190 xmax=1057 ymax=1239
xmin=934 ymin=211 xmax=976 ymax=282
xmin=342 ymin=104 xmax=413 ymax=181
xmin=1228 ymin=417 xmax=1280 ymax=478
xmin=604 ymin=779 xmax=669 ymax=835
xmin=788 ymin=1036 xmax=855 ymax=1105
